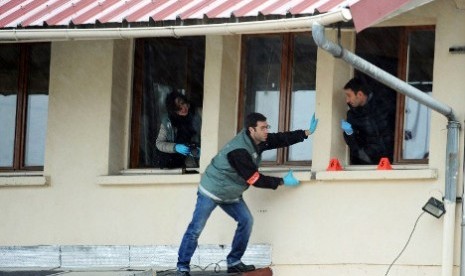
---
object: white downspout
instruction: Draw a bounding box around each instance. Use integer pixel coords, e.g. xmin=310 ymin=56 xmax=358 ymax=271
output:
xmin=312 ymin=22 xmax=460 ymax=276
xmin=0 ymin=9 xmax=352 ymax=42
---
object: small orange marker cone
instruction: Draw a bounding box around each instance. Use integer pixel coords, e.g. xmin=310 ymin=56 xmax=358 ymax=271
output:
xmin=327 ymin=158 xmax=343 ymax=171
xmin=377 ymin=157 xmax=392 ymax=170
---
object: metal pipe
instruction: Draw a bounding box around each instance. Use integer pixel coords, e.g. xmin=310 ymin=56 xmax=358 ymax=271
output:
xmin=461 ymin=120 xmax=465 ymax=276
xmin=312 ymin=22 xmax=460 ymax=276
xmin=443 ymin=121 xmax=460 ymax=276
xmin=0 ymin=9 xmax=352 ymax=43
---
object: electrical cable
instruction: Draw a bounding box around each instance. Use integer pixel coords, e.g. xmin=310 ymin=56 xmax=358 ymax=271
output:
xmin=384 ymin=211 xmax=425 ymax=276
xmin=156 ymin=259 xmax=226 ymax=275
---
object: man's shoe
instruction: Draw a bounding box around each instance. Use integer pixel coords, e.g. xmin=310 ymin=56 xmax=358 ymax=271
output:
xmin=227 ymin=262 xmax=256 ymax=273
xmin=175 ymin=270 xmax=191 ymax=276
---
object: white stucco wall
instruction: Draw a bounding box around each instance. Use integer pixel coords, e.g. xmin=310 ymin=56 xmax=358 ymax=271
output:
xmin=0 ymin=0 xmax=464 ymax=275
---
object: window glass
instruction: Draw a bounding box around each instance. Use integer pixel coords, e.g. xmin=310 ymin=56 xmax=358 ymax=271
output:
xmin=25 ymin=44 xmax=50 ymax=166
xmin=289 ymin=34 xmax=317 ymax=161
xmin=403 ymin=30 xmax=435 ymax=160
xmin=131 ymin=37 xmax=205 ymax=168
xmin=0 ymin=43 xmax=50 ymax=170
xmin=0 ymin=45 xmax=19 ymax=167
xmin=243 ymin=35 xmax=282 ymax=161
xmin=241 ymin=33 xmax=317 ymax=165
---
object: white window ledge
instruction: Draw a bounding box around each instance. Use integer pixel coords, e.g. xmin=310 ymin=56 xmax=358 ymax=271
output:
xmin=97 ymin=165 xmax=437 ymax=185
xmin=316 ymin=167 xmax=437 ymax=181
xmin=97 ymin=169 xmax=201 ymax=186
xmin=0 ymin=172 xmax=48 ymax=187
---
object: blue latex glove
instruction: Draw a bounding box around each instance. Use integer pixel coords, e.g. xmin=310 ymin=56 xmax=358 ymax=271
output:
xmin=283 ymin=170 xmax=299 ymax=186
xmin=341 ymin=120 xmax=353 ymax=135
xmin=309 ymin=113 xmax=319 ymax=134
xmin=175 ymin=144 xmax=190 ymax=156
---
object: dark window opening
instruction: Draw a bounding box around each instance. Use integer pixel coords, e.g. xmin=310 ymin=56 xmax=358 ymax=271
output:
xmin=354 ymin=26 xmax=434 ymax=164
xmin=130 ymin=37 xmax=205 ymax=169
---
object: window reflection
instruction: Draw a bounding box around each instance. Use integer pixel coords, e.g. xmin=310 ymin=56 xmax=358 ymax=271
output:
xmin=403 ymin=30 xmax=435 ymax=160
xmin=241 ymin=34 xmax=317 ymax=164
xmin=0 ymin=43 xmax=50 ymax=170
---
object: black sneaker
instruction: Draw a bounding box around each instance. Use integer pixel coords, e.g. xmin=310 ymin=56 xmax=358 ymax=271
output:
xmin=227 ymin=262 xmax=256 ymax=273
xmin=176 ymin=270 xmax=191 ymax=276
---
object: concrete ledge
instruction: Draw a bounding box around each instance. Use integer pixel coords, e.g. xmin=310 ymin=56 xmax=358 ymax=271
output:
xmin=97 ymin=174 xmax=201 ymax=185
xmin=316 ymin=169 xmax=438 ymax=181
xmin=0 ymin=175 xmax=48 ymax=187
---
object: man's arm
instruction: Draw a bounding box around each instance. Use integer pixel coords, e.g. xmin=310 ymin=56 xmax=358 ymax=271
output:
xmin=343 ymin=132 xmax=373 ymax=164
xmin=156 ymin=123 xmax=176 ymax=153
xmin=227 ymin=149 xmax=282 ymax=189
xmin=262 ymin=130 xmax=307 ymax=151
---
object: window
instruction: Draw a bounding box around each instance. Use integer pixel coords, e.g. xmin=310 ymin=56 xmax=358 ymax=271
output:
xmin=130 ymin=37 xmax=205 ymax=169
xmin=398 ymin=27 xmax=435 ymax=162
xmin=355 ymin=26 xmax=434 ymax=164
xmin=0 ymin=43 xmax=50 ymax=171
xmin=239 ymin=33 xmax=317 ymax=166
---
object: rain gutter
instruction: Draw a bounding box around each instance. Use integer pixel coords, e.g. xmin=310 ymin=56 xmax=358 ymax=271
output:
xmin=0 ymin=9 xmax=352 ymax=43
xmin=312 ymin=22 xmax=460 ymax=276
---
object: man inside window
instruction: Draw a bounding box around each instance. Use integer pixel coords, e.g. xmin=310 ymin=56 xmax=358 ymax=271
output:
xmin=340 ymin=77 xmax=396 ymax=165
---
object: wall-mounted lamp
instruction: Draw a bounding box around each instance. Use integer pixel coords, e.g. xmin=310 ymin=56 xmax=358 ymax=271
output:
xmin=422 ymin=197 xmax=446 ymax=218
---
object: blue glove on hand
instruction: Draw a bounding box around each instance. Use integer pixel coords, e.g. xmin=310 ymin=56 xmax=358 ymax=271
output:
xmin=309 ymin=113 xmax=319 ymax=134
xmin=283 ymin=170 xmax=299 ymax=186
xmin=341 ymin=120 xmax=353 ymax=135
xmin=175 ymin=144 xmax=190 ymax=156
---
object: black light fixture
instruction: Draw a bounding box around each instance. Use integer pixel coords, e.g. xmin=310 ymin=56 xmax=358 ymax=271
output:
xmin=422 ymin=197 xmax=446 ymax=218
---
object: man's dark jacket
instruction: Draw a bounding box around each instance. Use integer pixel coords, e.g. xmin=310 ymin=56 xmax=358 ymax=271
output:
xmin=343 ymin=92 xmax=396 ymax=165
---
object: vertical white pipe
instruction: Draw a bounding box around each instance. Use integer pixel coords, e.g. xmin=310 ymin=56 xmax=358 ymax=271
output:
xmin=443 ymin=201 xmax=456 ymax=276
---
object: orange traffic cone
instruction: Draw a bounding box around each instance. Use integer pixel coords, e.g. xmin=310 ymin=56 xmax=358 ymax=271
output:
xmin=377 ymin=157 xmax=392 ymax=170
xmin=327 ymin=158 xmax=343 ymax=171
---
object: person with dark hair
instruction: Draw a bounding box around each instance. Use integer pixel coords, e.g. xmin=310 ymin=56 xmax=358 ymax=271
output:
xmin=175 ymin=112 xmax=318 ymax=275
xmin=156 ymin=92 xmax=201 ymax=169
xmin=341 ymin=77 xmax=396 ymax=165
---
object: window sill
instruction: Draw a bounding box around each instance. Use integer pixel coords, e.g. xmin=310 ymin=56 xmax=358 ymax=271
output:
xmin=97 ymin=169 xmax=200 ymax=186
xmin=316 ymin=165 xmax=437 ymax=181
xmin=0 ymin=172 xmax=48 ymax=187
xmin=97 ymin=165 xmax=437 ymax=186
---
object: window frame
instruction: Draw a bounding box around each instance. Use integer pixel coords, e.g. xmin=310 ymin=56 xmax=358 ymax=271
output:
xmin=238 ymin=32 xmax=316 ymax=167
xmin=394 ymin=25 xmax=435 ymax=164
xmin=0 ymin=43 xmax=50 ymax=172
xmin=129 ymin=37 xmax=204 ymax=169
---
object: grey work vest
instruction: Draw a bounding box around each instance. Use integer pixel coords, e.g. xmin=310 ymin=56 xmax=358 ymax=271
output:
xmin=200 ymin=129 xmax=261 ymax=202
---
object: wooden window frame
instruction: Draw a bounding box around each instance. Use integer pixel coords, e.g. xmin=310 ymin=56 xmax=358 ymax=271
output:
xmin=238 ymin=33 xmax=314 ymax=167
xmin=0 ymin=43 xmax=49 ymax=172
xmin=129 ymin=37 xmax=203 ymax=169
xmin=394 ymin=26 xmax=435 ymax=164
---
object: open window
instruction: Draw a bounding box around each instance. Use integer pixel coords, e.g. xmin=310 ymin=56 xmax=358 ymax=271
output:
xmin=130 ymin=37 xmax=205 ymax=169
xmin=239 ymin=33 xmax=318 ymax=166
xmin=354 ymin=26 xmax=435 ymax=165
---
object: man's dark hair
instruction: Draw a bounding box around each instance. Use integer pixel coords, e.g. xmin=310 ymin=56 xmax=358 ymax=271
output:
xmin=245 ymin=112 xmax=267 ymax=129
xmin=165 ymin=91 xmax=189 ymax=117
xmin=344 ymin=77 xmax=371 ymax=96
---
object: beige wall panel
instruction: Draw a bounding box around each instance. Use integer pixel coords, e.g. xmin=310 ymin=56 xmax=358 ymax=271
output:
xmin=0 ymin=0 xmax=464 ymax=273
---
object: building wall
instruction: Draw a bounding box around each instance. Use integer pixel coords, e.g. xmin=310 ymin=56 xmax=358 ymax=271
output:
xmin=0 ymin=0 xmax=464 ymax=275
